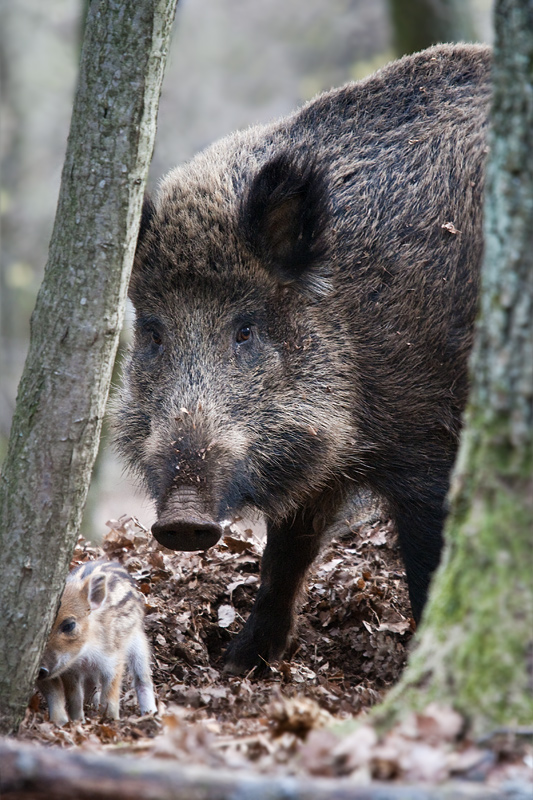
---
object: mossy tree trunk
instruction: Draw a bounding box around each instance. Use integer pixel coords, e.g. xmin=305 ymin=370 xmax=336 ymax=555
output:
xmin=381 ymin=0 xmax=533 ymax=737
xmin=0 ymin=0 xmax=178 ymax=735
xmin=387 ymin=0 xmax=477 ymax=56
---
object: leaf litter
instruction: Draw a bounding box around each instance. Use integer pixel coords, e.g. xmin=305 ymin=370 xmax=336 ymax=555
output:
xmin=17 ymin=506 xmax=533 ymax=789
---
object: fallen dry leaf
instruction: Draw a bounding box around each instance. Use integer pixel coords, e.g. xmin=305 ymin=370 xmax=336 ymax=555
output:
xmin=22 ymin=510 xmax=527 ymax=791
xmin=217 ymin=604 xmax=236 ymax=628
xmin=268 ymin=694 xmax=333 ymax=739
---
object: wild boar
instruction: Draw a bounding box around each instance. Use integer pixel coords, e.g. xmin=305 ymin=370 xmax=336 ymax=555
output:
xmin=116 ymin=44 xmax=492 ymax=674
xmin=37 ymin=560 xmax=156 ymax=725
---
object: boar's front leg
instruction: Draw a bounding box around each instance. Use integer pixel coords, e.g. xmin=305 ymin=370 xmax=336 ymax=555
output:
xmin=224 ymin=507 xmax=327 ymax=675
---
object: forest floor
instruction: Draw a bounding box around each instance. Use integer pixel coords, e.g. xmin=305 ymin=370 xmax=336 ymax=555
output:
xmin=15 ymin=510 xmax=533 ymax=791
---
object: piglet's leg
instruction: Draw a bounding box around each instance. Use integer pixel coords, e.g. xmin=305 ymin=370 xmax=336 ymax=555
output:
xmin=128 ymin=631 xmax=157 ymax=714
xmin=84 ymin=674 xmax=100 ymax=710
xmin=62 ymin=671 xmax=85 ymax=722
xmin=99 ymin=660 xmax=125 ymax=719
xmin=224 ymin=505 xmax=327 ymax=675
xmin=38 ymin=676 xmax=69 ymax=727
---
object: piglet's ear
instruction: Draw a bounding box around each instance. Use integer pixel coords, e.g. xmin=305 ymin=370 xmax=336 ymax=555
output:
xmin=88 ymin=573 xmax=107 ymax=610
xmin=240 ymin=153 xmax=331 ymax=293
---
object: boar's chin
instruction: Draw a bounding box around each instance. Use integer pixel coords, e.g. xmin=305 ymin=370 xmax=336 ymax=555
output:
xmin=152 ymin=517 xmax=223 ymax=551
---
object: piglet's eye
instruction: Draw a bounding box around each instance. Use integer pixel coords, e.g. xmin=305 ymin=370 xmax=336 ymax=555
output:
xmin=236 ymin=326 xmax=252 ymax=343
xmin=60 ymin=620 xmax=76 ymax=634
xmin=151 ymin=331 xmax=162 ymax=346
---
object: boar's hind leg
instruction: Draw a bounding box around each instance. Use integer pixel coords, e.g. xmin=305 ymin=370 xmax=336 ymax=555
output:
xmin=389 ymin=482 xmax=448 ymax=624
xmin=224 ymin=509 xmax=325 ymax=675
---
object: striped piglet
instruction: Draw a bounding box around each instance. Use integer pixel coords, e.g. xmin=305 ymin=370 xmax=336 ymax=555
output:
xmin=37 ymin=559 xmax=156 ymax=725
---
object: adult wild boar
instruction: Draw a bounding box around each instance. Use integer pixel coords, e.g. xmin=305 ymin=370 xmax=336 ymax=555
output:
xmin=117 ymin=44 xmax=492 ymax=674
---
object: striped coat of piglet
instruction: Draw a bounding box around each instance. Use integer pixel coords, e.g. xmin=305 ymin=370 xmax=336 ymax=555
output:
xmin=37 ymin=559 xmax=156 ymax=726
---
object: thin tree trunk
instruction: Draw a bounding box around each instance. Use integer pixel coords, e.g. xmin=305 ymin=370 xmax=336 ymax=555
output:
xmin=387 ymin=0 xmax=477 ymax=56
xmin=380 ymin=0 xmax=533 ymax=736
xmin=0 ymin=0 xmax=178 ymax=734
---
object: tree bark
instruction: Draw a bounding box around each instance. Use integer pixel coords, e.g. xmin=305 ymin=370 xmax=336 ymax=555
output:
xmin=387 ymin=0 xmax=477 ymax=56
xmin=380 ymin=0 xmax=533 ymax=737
xmin=0 ymin=0 xmax=178 ymax=734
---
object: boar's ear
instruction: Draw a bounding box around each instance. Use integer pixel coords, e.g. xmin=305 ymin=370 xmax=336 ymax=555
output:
xmin=240 ymin=153 xmax=330 ymax=293
xmin=130 ymin=195 xmax=156 ymax=303
xmin=88 ymin=573 xmax=107 ymax=610
xmin=137 ymin=195 xmax=156 ymax=250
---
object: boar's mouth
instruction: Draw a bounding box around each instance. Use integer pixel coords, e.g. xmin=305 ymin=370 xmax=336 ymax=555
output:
xmin=151 ymin=518 xmax=223 ymax=551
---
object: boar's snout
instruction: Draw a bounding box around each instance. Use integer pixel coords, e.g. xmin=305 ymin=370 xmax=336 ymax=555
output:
xmin=152 ymin=487 xmax=224 ymax=551
xmin=152 ymin=517 xmax=223 ymax=551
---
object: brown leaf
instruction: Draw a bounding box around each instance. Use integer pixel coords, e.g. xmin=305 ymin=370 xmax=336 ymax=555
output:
xmin=95 ymin=723 xmax=118 ymax=743
xmin=28 ymin=692 xmax=42 ymax=713
xmin=377 ymin=610 xmax=411 ymax=635
xmin=415 ymin=703 xmax=464 ymax=743
xmin=299 ymin=728 xmax=340 ymax=775
xmin=332 ymin=724 xmax=378 ymax=772
xmin=268 ymin=695 xmax=332 ymax=738
xmin=399 ymin=741 xmax=449 ymax=783
xmin=223 ymin=535 xmax=253 ymax=554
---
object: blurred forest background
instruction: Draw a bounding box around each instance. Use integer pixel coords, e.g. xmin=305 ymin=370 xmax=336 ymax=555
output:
xmin=0 ymin=0 xmax=492 ymax=541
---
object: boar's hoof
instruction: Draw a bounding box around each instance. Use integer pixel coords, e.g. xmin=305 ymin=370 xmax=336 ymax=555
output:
xmin=223 ymin=657 xmax=272 ymax=678
xmin=151 ymin=519 xmax=223 ymax=551
xmin=223 ymin=627 xmax=278 ymax=677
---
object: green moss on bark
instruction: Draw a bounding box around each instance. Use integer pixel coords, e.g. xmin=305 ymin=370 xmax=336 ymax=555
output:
xmin=377 ymin=0 xmax=533 ymax=737
xmin=378 ymin=412 xmax=533 ymax=735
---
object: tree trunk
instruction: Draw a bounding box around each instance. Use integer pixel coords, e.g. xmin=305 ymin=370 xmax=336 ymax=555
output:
xmin=380 ymin=0 xmax=533 ymax=737
xmin=387 ymin=0 xmax=477 ymax=56
xmin=0 ymin=0 xmax=178 ymax=735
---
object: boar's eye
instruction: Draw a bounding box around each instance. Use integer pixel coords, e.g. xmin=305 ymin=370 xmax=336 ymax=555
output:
xmin=236 ymin=325 xmax=252 ymax=343
xmin=138 ymin=317 xmax=164 ymax=351
xmin=60 ymin=619 xmax=76 ymax=634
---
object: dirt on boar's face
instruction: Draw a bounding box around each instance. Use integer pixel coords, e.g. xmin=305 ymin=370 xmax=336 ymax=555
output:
xmin=116 ymin=44 xmax=492 ymax=675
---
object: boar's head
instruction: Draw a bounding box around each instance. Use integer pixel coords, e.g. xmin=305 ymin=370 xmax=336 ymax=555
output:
xmin=116 ymin=149 xmax=355 ymax=552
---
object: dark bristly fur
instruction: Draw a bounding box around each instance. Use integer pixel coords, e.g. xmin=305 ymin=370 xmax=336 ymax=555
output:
xmin=116 ymin=44 xmax=492 ymax=674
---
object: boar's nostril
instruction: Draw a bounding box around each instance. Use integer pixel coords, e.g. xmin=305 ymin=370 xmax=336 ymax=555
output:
xmin=38 ymin=667 xmax=49 ymax=680
xmin=151 ymin=519 xmax=223 ymax=552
